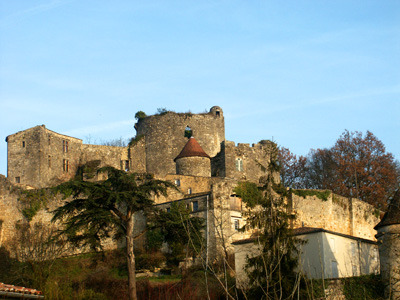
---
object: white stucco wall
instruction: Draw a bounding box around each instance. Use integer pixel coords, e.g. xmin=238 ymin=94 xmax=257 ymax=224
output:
xmin=234 ymin=230 xmax=380 ymax=288
xmin=298 ymin=231 xmax=379 ymax=279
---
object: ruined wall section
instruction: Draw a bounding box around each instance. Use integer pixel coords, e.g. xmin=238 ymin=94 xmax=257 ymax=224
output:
xmin=128 ymin=137 xmax=146 ymax=173
xmin=292 ymin=192 xmax=379 ymax=241
xmin=135 ymin=108 xmax=224 ymax=176
xmin=80 ymin=144 xmax=128 ymax=171
xmin=221 ymin=140 xmax=278 ymax=184
xmin=6 ymin=126 xmax=82 ymax=188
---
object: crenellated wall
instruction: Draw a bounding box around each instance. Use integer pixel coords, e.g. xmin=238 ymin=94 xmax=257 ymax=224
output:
xmin=215 ymin=140 xmax=279 ymax=184
xmin=292 ymin=191 xmax=380 ymax=241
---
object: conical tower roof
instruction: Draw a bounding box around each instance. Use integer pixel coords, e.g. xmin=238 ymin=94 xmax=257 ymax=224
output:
xmin=174 ymin=137 xmax=210 ymax=161
xmin=375 ymin=189 xmax=400 ymax=229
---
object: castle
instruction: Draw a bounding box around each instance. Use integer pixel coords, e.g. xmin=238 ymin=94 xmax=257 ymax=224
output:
xmin=0 ymin=106 xmax=384 ymax=279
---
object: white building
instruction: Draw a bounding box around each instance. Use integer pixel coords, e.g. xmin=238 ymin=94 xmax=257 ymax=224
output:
xmin=233 ymin=227 xmax=379 ymax=288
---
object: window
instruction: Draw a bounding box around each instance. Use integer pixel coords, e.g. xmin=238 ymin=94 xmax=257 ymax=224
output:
xmin=166 ymin=207 xmax=170 ymax=213
xmin=236 ymin=158 xmax=243 ymax=171
xmin=63 ymin=159 xmax=69 ymax=172
xmin=63 ymin=140 xmax=68 ymax=153
xmin=234 ymin=219 xmax=240 ymax=231
xmin=175 ymin=179 xmax=180 ymax=186
xmin=125 ymin=160 xmax=129 ymax=172
xmin=331 ymin=260 xmax=339 ymax=278
xmin=188 ymin=188 xmax=192 ymax=195
xmin=184 ymin=126 xmax=192 ymax=138
xmin=216 ymin=111 xmax=220 ymax=116
xmin=22 ymin=141 xmax=25 ymax=148
xmin=15 ymin=177 xmax=20 ymax=183
xmin=192 ymin=201 xmax=199 ymax=212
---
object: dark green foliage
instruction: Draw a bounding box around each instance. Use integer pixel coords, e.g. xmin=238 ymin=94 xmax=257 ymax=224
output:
xmin=272 ymin=182 xmax=289 ymax=197
xmin=52 ymin=167 xmax=175 ymax=251
xmin=134 ymin=111 xmax=147 ymax=120
xmin=184 ymin=128 xmax=192 ymax=138
xmin=292 ymin=189 xmax=331 ymax=201
xmin=343 ymin=275 xmax=385 ymax=300
xmin=233 ymin=181 xmax=263 ymax=208
xmin=156 ymin=107 xmax=168 ymax=115
xmin=236 ymin=162 xmax=301 ymax=298
xmin=19 ymin=189 xmax=54 ymax=221
xmin=75 ymin=160 xmax=101 ymax=180
xmin=152 ymin=202 xmax=204 ymax=266
xmin=128 ymin=134 xmax=144 ymax=147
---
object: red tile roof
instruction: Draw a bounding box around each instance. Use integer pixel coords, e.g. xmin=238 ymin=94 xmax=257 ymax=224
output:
xmin=174 ymin=137 xmax=210 ymax=161
xmin=0 ymin=282 xmax=43 ymax=297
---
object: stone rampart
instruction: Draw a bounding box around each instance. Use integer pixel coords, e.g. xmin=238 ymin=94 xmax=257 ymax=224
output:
xmin=80 ymin=144 xmax=128 ymax=170
xmin=292 ymin=191 xmax=380 ymax=241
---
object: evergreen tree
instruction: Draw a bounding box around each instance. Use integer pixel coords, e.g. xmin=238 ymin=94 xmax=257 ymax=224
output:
xmin=52 ymin=167 xmax=175 ymax=300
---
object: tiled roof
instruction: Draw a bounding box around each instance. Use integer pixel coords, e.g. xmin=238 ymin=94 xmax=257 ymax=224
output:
xmin=375 ymin=189 xmax=400 ymax=229
xmin=0 ymin=283 xmax=44 ymax=298
xmin=174 ymin=137 xmax=210 ymax=161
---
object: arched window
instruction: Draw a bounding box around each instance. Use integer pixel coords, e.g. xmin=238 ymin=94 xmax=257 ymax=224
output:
xmin=184 ymin=126 xmax=192 ymax=138
xmin=236 ymin=158 xmax=243 ymax=172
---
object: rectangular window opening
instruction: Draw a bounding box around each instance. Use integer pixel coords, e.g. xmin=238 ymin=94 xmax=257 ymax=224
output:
xmin=63 ymin=140 xmax=69 ymax=153
xmin=175 ymin=179 xmax=181 ymax=186
xmin=15 ymin=177 xmax=20 ymax=183
xmin=192 ymin=201 xmax=198 ymax=212
xmin=22 ymin=141 xmax=25 ymax=148
xmin=125 ymin=160 xmax=129 ymax=172
xmin=234 ymin=219 xmax=239 ymax=231
xmin=63 ymin=159 xmax=69 ymax=172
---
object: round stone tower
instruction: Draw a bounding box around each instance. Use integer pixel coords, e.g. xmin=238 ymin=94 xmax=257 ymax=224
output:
xmin=375 ymin=189 xmax=400 ymax=299
xmin=174 ymin=137 xmax=211 ymax=177
xmin=134 ymin=106 xmax=224 ymax=176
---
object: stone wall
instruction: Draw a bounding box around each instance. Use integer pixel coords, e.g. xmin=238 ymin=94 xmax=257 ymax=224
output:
xmin=376 ymin=224 xmax=400 ymax=299
xmin=176 ymin=156 xmax=211 ymax=177
xmin=135 ymin=107 xmax=225 ymax=176
xmin=219 ymin=140 xmax=279 ymax=184
xmin=6 ymin=125 xmax=82 ymax=188
xmin=80 ymin=144 xmax=128 ymax=170
xmin=292 ymin=192 xmax=380 ymax=241
xmin=0 ymin=175 xmax=21 ymax=248
xmin=156 ymin=174 xmax=211 ymax=204
xmin=128 ymin=137 xmax=146 ymax=173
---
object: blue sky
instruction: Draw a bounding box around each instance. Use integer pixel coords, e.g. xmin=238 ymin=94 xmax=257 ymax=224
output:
xmin=1 ymin=0 xmax=399 ymax=176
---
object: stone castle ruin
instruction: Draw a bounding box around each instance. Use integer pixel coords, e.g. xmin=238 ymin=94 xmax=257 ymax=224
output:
xmin=0 ymin=106 xmax=389 ymax=280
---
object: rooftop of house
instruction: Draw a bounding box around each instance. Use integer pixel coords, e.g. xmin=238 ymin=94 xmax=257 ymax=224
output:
xmin=0 ymin=282 xmax=44 ymax=298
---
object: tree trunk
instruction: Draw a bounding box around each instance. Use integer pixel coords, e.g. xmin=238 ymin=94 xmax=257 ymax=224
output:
xmin=126 ymin=217 xmax=137 ymax=300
